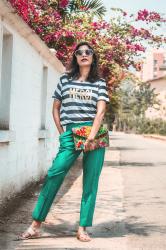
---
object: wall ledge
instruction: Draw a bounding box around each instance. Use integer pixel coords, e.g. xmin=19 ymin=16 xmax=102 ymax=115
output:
xmin=38 ymin=129 xmax=50 ymax=139
xmin=0 ymin=130 xmax=16 ymax=142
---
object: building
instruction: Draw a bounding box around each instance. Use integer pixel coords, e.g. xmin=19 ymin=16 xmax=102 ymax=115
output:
xmin=0 ymin=0 xmax=65 ymax=205
xmin=135 ymin=48 xmax=166 ymax=120
xmin=137 ymin=49 xmax=166 ymax=82
xmin=145 ymin=76 xmax=166 ymax=121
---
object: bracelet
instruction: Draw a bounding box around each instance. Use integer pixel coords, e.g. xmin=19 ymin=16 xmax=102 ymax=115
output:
xmin=86 ymin=138 xmax=93 ymax=142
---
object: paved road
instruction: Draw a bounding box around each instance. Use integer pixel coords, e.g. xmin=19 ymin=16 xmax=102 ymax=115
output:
xmin=0 ymin=132 xmax=166 ymax=250
xmin=111 ymin=132 xmax=166 ymax=250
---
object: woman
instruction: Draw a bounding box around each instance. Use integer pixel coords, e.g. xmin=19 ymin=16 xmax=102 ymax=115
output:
xmin=20 ymin=41 xmax=109 ymax=242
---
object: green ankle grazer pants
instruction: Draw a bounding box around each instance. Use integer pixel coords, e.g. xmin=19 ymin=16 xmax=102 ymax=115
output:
xmin=32 ymin=121 xmax=105 ymax=227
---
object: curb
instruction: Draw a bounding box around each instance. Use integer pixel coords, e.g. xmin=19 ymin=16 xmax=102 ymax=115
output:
xmin=143 ymin=134 xmax=166 ymax=141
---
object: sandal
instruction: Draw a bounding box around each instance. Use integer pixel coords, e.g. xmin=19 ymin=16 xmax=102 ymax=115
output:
xmin=17 ymin=226 xmax=41 ymax=240
xmin=76 ymin=230 xmax=91 ymax=242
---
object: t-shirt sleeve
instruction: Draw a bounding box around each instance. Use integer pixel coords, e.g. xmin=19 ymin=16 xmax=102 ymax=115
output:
xmin=52 ymin=78 xmax=62 ymax=101
xmin=97 ymin=80 xmax=110 ymax=104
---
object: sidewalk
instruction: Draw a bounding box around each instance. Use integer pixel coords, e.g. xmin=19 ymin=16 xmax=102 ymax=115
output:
xmin=0 ymin=137 xmax=128 ymax=250
xmin=143 ymin=134 xmax=166 ymax=141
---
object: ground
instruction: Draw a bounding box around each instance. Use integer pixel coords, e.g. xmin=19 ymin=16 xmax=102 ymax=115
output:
xmin=0 ymin=132 xmax=166 ymax=250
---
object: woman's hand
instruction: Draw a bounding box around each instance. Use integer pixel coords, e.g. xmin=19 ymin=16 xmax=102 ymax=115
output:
xmin=83 ymin=138 xmax=95 ymax=152
xmin=52 ymin=100 xmax=64 ymax=135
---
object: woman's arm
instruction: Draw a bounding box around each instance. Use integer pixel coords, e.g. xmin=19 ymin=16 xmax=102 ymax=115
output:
xmin=52 ymin=99 xmax=64 ymax=135
xmin=84 ymin=100 xmax=106 ymax=152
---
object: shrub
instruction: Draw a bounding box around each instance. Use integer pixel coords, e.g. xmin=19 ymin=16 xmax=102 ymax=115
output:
xmin=116 ymin=117 xmax=166 ymax=135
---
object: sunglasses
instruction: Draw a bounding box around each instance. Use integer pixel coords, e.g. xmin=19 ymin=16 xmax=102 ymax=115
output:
xmin=74 ymin=49 xmax=94 ymax=57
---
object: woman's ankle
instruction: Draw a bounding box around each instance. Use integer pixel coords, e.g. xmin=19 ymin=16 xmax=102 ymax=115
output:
xmin=32 ymin=220 xmax=41 ymax=228
xmin=78 ymin=226 xmax=86 ymax=231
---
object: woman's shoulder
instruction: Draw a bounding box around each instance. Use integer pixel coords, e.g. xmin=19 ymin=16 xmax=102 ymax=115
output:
xmin=93 ymin=78 xmax=106 ymax=86
xmin=60 ymin=71 xmax=69 ymax=78
xmin=59 ymin=71 xmax=70 ymax=82
xmin=98 ymin=77 xmax=106 ymax=82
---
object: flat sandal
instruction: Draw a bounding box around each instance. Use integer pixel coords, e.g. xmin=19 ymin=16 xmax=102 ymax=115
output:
xmin=76 ymin=230 xmax=91 ymax=242
xmin=17 ymin=226 xmax=41 ymax=240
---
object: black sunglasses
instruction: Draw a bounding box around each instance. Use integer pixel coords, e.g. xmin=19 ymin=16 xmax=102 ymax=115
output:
xmin=74 ymin=49 xmax=94 ymax=57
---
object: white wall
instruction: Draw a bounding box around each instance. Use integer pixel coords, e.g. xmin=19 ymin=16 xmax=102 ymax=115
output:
xmin=0 ymin=1 xmax=65 ymax=205
xmin=145 ymin=77 xmax=166 ymax=120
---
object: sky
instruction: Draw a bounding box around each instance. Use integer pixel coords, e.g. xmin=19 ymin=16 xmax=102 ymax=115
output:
xmin=102 ymin=0 xmax=166 ymax=17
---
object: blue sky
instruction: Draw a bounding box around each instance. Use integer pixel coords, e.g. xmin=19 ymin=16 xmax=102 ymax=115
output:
xmin=102 ymin=0 xmax=166 ymax=17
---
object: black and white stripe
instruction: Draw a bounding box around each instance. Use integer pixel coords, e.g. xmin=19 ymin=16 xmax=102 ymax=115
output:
xmin=52 ymin=73 xmax=109 ymax=125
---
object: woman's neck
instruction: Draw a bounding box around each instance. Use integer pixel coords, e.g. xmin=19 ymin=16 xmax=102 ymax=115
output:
xmin=77 ymin=67 xmax=90 ymax=81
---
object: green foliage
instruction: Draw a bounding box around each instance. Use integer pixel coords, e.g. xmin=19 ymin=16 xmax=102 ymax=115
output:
xmin=106 ymin=77 xmax=163 ymax=134
xmin=132 ymin=82 xmax=159 ymax=116
xmin=117 ymin=79 xmax=159 ymax=117
xmin=117 ymin=117 xmax=166 ymax=135
xmin=105 ymin=92 xmax=120 ymax=130
xmin=67 ymin=0 xmax=107 ymax=17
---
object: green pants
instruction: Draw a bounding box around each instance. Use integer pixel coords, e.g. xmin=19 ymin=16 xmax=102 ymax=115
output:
xmin=32 ymin=121 xmax=105 ymax=227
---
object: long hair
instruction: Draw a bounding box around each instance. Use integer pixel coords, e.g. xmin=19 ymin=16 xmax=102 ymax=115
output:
xmin=66 ymin=41 xmax=101 ymax=83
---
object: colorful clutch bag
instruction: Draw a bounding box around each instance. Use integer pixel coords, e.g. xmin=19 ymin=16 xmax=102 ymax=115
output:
xmin=72 ymin=125 xmax=110 ymax=151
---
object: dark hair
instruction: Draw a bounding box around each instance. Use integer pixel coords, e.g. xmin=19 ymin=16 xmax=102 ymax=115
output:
xmin=66 ymin=41 xmax=101 ymax=83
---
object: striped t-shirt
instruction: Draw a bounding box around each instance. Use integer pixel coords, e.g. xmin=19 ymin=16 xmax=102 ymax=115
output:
xmin=52 ymin=73 xmax=110 ymax=126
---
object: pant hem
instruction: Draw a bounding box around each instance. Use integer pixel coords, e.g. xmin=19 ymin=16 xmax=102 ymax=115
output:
xmin=79 ymin=223 xmax=92 ymax=227
xmin=32 ymin=215 xmax=45 ymax=222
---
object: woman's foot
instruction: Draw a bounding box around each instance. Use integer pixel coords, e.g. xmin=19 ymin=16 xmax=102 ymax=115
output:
xmin=76 ymin=226 xmax=91 ymax=242
xmin=18 ymin=221 xmax=41 ymax=240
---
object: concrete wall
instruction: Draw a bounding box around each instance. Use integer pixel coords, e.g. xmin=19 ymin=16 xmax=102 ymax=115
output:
xmin=145 ymin=77 xmax=166 ymax=120
xmin=0 ymin=0 xmax=65 ymax=205
xmin=136 ymin=49 xmax=166 ymax=82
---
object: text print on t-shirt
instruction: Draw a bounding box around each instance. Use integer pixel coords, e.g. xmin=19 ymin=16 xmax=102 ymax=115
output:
xmin=69 ymin=87 xmax=92 ymax=100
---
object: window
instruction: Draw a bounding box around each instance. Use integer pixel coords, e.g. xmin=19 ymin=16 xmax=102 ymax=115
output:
xmin=0 ymin=27 xmax=13 ymax=130
xmin=153 ymin=59 xmax=157 ymax=65
xmin=153 ymin=72 xmax=157 ymax=78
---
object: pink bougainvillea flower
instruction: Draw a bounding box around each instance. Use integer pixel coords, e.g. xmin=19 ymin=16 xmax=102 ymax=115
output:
xmin=59 ymin=0 xmax=69 ymax=9
xmin=136 ymin=9 xmax=149 ymax=21
xmin=8 ymin=0 xmax=165 ymax=90
xmin=123 ymin=11 xmax=127 ymax=16
xmin=80 ymin=6 xmax=90 ymax=11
